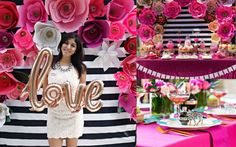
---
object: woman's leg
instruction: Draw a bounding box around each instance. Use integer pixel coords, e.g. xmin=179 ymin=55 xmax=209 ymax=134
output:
xmin=66 ymin=138 xmax=78 ymax=147
xmin=48 ymin=138 xmax=63 ymax=147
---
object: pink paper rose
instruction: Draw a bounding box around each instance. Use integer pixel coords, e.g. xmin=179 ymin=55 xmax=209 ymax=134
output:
xmin=188 ymin=0 xmax=207 ymax=19
xmin=163 ymin=1 xmax=181 ymax=19
xmin=78 ymin=20 xmax=109 ymax=47
xmin=108 ymin=22 xmax=125 ymax=40
xmin=118 ymin=93 xmax=136 ymax=116
xmin=217 ymin=22 xmax=235 ymax=41
xmin=7 ymin=82 xmax=25 ymax=100
xmin=89 ymin=0 xmax=107 ymax=19
xmin=152 ymin=1 xmax=164 ymax=15
xmin=21 ymin=45 xmax=39 ymax=67
xmin=121 ymin=55 xmax=136 ymax=77
xmin=0 ymin=1 xmax=19 ymax=30
xmin=0 ymin=30 xmax=13 ymax=51
xmin=107 ymin=0 xmax=134 ymax=22
xmin=216 ymin=6 xmax=233 ymax=22
xmin=13 ymin=28 xmax=34 ymax=51
xmin=137 ymin=24 xmax=155 ymax=42
xmin=138 ymin=8 xmax=157 ymax=25
xmin=18 ymin=0 xmax=48 ymax=32
xmin=124 ymin=37 xmax=136 ymax=55
xmin=45 ymin=0 xmax=89 ymax=32
xmin=0 ymin=72 xmax=18 ymax=95
xmin=174 ymin=0 xmax=191 ymax=7
xmin=0 ymin=49 xmax=23 ymax=72
xmin=123 ymin=8 xmax=136 ymax=35
xmin=114 ymin=71 xmax=131 ymax=93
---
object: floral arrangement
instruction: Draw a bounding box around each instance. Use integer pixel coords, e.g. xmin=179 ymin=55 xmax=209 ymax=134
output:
xmin=137 ymin=0 xmax=236 ymax=58
xmin=0 ymin=0 xmax=137 ymax=126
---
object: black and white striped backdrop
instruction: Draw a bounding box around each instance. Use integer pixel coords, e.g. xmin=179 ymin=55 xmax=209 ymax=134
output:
xmin=0 ymin=0 xmax=136 ymax=147
xmin=161 ymin=6 xmax=235 ymax=48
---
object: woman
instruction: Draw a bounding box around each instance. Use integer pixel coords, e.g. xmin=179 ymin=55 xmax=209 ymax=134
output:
xmin=45 ymin=32 xmax=86 ymax=147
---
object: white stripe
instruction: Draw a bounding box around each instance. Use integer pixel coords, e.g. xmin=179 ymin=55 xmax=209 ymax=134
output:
xmin=164 ymin=33 xmax=211 ymax=37
xmin=165 ymin=23 xmax=208 ymax=27
xmin=0 ymin=124 xmax=136 ymax=134
xmin=9 ymin=112 xmax=131 ymax=121
xmin=168 ymin=19 xmax=204 ymax=22
xmin=5 ymin=100 xmax=119 ymax=107
xmin=0 ymin=137 xmax=135 ymax=146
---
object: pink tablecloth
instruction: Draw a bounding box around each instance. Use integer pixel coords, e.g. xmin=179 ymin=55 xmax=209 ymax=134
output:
xmin=137 ymin=121 xmax=236 ymax=147
xmin=137 ymin=59 xmax=236 ymax=79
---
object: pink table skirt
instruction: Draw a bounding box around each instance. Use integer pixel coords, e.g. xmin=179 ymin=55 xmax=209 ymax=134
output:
xmin=137 ymin=59 xmax=236 ymax=79
xmin=137 ymin=121 xmax=236 ymax=147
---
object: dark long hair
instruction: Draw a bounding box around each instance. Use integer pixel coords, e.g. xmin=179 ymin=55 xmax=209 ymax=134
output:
xmin=52 ymin=32 xmax=86 ymax=78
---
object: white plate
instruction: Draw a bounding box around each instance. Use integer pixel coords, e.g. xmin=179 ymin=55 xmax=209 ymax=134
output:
xmin=205 ymin=109 xmax=236 ymax=118
xmin=157 ymin=118 xmax=221 ymax=130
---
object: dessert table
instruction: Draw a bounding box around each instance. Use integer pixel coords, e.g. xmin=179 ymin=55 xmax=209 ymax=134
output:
xmin=137 ymin=59 xmax=236 ymax=79
xmin=137 ymin=119 xmax=236 ymax=147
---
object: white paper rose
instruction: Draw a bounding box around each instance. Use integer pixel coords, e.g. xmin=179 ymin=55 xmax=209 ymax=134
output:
xmin=0 ymin=103 xmax=10 ymax=128
xmin=33 ymin=22 xmax=61 ymax=53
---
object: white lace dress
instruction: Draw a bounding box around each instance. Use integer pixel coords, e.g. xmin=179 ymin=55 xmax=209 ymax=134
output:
xmin=47 ymin=63 xmax=84 ymax=138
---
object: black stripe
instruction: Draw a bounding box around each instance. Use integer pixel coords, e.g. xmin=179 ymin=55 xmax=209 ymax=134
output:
xmin=5 ymin=119 xmax=135 ymax=127
xmin=0 ymin=131 xmax=135 ymax=140
xmin=9 ymin=107 xmax=120 ymax=114
xmin=0 ymin=143 xmax=136 ymax=147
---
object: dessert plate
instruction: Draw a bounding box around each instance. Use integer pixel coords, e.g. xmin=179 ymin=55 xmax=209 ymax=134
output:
xmin=157 ymin=118 xmax=221 ymax=130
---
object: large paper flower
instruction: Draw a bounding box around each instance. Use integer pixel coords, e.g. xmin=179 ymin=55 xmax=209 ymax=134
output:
xmin=208 ymin=20 xmax=219 ymax=32
xmin=114 ymin=71 xmax=132 ymax=93
xmin=89 ymin=0 xmax=106 ymax=19
xmin=107 ymin=0 xmax=134 ymax=22
xmin=163 ymin=1 xmax=181 ymax=19
xmin=188 ymin=0 xmax=207 ymax=19
xmin=0 ymin=72 xmax=18 ymax=95
xmin=121 ymin=55 xmax=136 ymax=77
xmin=0 ymin=1 xmax=19 ymax=30
xmin=18 ymin=0 xmax=48 ymax=32
xmin=0 ymin=30 xmax=13 ymax=51
xmin=124 ymin=37 xmax=136 ymax=55
xmin=216 ymin=6 xmax=233 ymax=22
xmin=138 ymin=8 xmax=157 ymax=25
xmin=33 ymin=22 xmax=61 ymax=53
xmin=45 ymin=0 xmax=89 ymax=32
xmin=13 ymin=28 xmax=34 ymax=51
xmin=137 ymin=24 xmax=155 ymax=42
xmin=118 ymin=93 xmax=136 ymax=117
xmin=174 ymin=0 xmax=191 ymax=7
xmin=217 ymin=22 xmax=235 ymax=41
xmin=123 ymin=8 xmax=136 ymax=35
xmin=108 ymin=22 xmax=125 ymax=41
xmin=137 ymin=0 xmax=152 ymax=7
xmin=0 ymin=49 xmax=23 ymax=72
xmin=7 ymin=82 xmax=25 ymax=100
xmin=152 ymin=1 xmax=164 ymax=15
xmin=78 ymin=20 xmax=109 ymax=48
xmin=0 ymin=103 xmax=10 ymax=128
